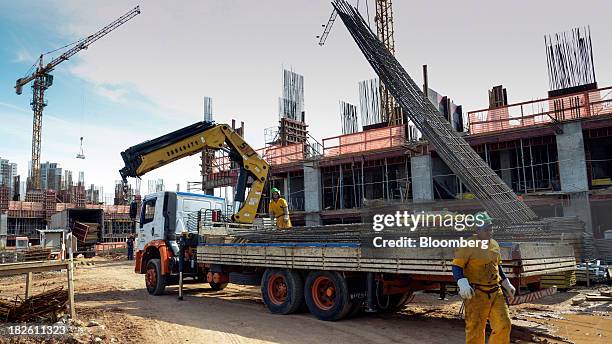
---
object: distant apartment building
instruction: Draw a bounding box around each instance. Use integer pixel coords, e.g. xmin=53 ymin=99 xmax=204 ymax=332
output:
xmin=0 ymin=158 xmax=18 ymax=196
xmin=39 ymin=162 xmax=62 ymax=191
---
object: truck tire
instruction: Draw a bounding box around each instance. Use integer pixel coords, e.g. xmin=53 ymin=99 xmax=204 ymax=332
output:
xmin=145 ymin=259 xmax=167 ymax=295
xmin=209 ymin=281 xmax=228 ymax=291
xmin=261 ymin=268 xmax=304 ymax=315
xmin=304 ymin=271 xmax=352 ymax=321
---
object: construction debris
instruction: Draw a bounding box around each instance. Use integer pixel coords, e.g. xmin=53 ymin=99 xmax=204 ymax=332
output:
xmin=0 ymin=286 xmax=68 ymax=322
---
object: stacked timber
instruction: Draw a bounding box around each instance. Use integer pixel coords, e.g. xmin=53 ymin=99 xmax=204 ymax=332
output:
xmin=72 ymin=222 xmax=99 ymax=244
xmin=540 ymin=270 xmax=576 ymax=289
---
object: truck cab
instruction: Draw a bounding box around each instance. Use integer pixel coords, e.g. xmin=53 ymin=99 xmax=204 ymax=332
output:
xmin=134 ymin=191 xmax=226 ymax=294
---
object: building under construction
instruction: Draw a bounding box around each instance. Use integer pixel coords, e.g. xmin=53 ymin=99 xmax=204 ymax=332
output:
xmin=201 ymin=27 xmax=612 ymax=261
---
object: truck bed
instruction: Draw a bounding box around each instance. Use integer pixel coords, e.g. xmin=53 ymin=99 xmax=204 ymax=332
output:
xmin=197 ymin=241 xmax=576 ymax=280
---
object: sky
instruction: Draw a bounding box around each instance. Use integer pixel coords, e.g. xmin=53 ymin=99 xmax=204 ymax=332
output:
xmin=1 ymin=0 xmax=612 ymax=202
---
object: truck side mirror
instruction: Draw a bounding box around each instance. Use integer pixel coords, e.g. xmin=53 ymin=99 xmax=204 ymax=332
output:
xmin=129 ymin=201 xmax=138 ymax=220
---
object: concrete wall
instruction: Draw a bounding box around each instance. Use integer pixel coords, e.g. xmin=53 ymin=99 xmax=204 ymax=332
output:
xmin=410 ymin=155 xmax=434 ymax=202
xmin=556 ymin=122 xmax=589 ymax=192
xmin=303 ymin=162 xmax=322 ymax=226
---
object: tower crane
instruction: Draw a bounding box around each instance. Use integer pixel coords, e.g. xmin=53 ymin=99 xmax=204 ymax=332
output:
xmin=15 ymin=5 xmax=141 ymax=190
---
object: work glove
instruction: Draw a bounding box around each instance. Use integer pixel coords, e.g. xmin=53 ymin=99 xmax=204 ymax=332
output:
xmin=457 ymin=278 xmax=475 ymax=300
xmin=501 ymin=278 xmax=516 ymax=297
xmin=284 ymin=214 xmax=290 ymax=222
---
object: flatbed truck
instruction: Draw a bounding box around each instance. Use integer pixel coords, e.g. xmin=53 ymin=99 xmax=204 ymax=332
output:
xmin=120 ymin=121 xmax=576 ymax=321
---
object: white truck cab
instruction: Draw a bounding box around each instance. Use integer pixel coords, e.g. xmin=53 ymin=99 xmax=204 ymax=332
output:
xmin=137 ymin=191 xmax=226 ymax=251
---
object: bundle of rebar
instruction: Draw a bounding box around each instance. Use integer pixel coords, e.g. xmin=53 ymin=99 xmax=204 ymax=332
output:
xmin=331 ymin=0 xmax=538 ymax=225
xmin=225 ymin=216 xmax=584 ymax=244
xmin=545 ymin=26 xmax=596 ymax=93
xmin=0 ymin=287 xmax=67 ymax=322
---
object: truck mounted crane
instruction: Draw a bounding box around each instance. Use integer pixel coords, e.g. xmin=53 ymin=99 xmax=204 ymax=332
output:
xmin=119 ymin=121 xmax=269 ymax=224
xmin=118 ymin=121 xmax=270 ymax=295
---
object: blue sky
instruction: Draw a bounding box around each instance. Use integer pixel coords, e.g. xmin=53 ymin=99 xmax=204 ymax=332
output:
xmin=2 ymin=1 xmax=612 ymax=202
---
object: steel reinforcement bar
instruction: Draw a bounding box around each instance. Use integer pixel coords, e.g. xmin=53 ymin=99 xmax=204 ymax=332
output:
xmin=332 ymin=0 xmax=537 ymax=225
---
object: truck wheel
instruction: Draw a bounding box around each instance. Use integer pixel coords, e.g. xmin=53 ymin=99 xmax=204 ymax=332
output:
xmin=304 ymin=271 xmax=352 ymax=321
xmin=261 ymin=269 xmax=304 ymax=315
xmin=145 ymin=259 xmax=167 ymax=295
xmin=209 ymin=281 xmax=228 ymax=291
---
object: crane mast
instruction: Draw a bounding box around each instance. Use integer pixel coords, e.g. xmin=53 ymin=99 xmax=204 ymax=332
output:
xmin=15 ymin=6 xmax=140 ymax=190
xmin=374 ymin=0 xmax=402 ymax=126
xmin=318 ymin=1 xmax=401 ymax=126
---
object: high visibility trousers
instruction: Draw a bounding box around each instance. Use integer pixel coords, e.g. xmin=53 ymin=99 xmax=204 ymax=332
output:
xmin=275 ymin=216 xmax=292 ymax=229
xmin=464 ymin=288 xmax=511 ymax=344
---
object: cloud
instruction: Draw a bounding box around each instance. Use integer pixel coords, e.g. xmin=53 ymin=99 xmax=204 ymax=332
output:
xmin=0 ymin=101 xmax=29 ymax=113
xmin=13 ymin=49 xmax=35 ymax=63
xmin=94 ymin=85 xmax=129 ymax=103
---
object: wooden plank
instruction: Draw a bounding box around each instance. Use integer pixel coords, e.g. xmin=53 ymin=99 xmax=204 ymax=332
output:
xmin=25 ymin=272 xmax=33 ymax=299
xmin=67 ymin=260 xmax=75 ymax=319
xmin=0 ymin=260 xmax=69 ymax=277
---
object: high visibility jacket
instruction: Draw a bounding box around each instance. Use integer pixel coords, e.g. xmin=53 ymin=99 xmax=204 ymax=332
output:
xmin=452 ymin=235 xmax=502 ymax=290
xmin=269 ymin=198 xmax=292 ymax=229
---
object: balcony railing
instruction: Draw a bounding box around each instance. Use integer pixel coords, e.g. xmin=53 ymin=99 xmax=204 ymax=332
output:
xmin=468 ymin=86 xmax=612 ymax=135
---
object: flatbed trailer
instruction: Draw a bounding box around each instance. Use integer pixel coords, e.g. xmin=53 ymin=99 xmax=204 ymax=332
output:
xmin=195 ymin=228 xmax=576 ymax=321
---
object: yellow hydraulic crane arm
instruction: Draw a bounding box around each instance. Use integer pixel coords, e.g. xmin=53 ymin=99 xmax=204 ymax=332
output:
xmin=119 ymin=122 xmax=269 ymax=224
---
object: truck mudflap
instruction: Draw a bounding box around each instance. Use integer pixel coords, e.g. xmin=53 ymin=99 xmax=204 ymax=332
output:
xmin=134 ymin=250 xmax=143 ymax=273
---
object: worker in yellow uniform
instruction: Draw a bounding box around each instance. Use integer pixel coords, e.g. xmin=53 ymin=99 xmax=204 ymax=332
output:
xmin=268 ymin=187 xmax=292 ymax=229
xmin=452 ymin=212 xmax=516 ymax=344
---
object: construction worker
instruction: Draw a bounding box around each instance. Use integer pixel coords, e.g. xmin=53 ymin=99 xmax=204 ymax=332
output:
xmin=127 ymin=234 xmax=135 ymax=260
xmin=268 ymin=187 xmax=292 ymax=229
xmin=452 ymin=212 xmax=516 ymax=344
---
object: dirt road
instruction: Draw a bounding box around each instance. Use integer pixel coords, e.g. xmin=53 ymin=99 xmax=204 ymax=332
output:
xmin=1 ymin=258 xmax=610 ymax=343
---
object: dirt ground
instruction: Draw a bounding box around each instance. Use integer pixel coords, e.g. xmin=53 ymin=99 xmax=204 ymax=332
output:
xmin=0 ymin=257 xmax=610 ymax=344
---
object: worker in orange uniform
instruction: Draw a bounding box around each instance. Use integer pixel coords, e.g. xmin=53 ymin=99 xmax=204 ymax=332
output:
xmin=268 ymin=187 xmax=292 ymax=229
xmin=452 ymin=212 xmax=516 ymax=344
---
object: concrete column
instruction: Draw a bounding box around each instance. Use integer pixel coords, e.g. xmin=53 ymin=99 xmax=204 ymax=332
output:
xmin=556 ymin=122 xmax=588 ymax=192
xmin=304 ymin=162 xmax=322 ymax=226
xmin=410 ymin=155 xmax=434 ymax=202
xmin=499 ymin=150 xmax=513 ymax=188
xmin=556 ymin=122 xmax=594 ymax=258
xmin=563 ymin=192 xmax=594 ymax=259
